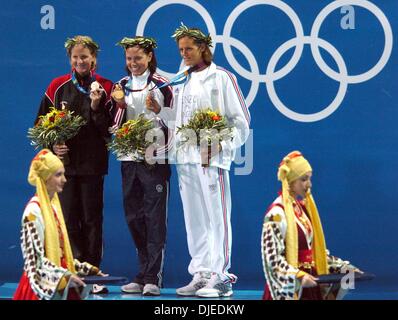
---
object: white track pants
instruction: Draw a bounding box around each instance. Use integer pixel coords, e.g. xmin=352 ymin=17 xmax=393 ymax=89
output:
xmin=176 ymin=164 xmax=237 ymax=283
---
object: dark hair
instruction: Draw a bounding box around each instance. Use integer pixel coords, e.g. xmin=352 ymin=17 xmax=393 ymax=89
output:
xmin=124 ymin=45 xmax=158 ymax=75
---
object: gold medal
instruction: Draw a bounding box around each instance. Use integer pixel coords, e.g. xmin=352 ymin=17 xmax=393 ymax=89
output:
xmin=112 ymin=84 xmax=125 ymax=100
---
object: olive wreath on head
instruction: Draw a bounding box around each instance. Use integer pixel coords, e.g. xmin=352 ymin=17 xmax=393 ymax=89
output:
xmin=64 ymin=35 xmax=100 ymax=54
xmin=172 ymin=22 xmax=213 ymax=47
xmin=116 ymin=36 xmax=157 ymax=50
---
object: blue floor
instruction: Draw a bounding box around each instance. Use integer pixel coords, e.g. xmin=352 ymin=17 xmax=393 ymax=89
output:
xmin=0 ymin=283 xmax=263 ymax=300
xmin=1 ymin=282 xmax=397 ymax=300
xmin=343 ymin=283 xmax=398 ymax=300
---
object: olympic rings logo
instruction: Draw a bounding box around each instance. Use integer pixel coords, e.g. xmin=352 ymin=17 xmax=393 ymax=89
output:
xmin=136 ymin=0 xmax=393 ymax=122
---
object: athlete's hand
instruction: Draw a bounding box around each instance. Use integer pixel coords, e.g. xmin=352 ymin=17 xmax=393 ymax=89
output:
xmin=53 ymin=143 xmax=69 ymax=159
xmin=200 ymin=142 xmax=222 ymax=167
xmin=112 ymin=84 xmax=126 ymax=106
xmin=146 ymin=92 xmax=160 ymax=114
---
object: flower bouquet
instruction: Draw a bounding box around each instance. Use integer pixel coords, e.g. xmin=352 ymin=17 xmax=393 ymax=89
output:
xmin=177 ymin=108 xmax=234 ymax=166
xmin=107 ymin=114 xmax=155 ymax=161
xmin=27 ymin=106 xmax=86 ymax=163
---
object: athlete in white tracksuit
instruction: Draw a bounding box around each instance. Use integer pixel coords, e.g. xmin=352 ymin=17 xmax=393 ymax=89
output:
xmin=170 ymin=35 xmax=250 ymax=296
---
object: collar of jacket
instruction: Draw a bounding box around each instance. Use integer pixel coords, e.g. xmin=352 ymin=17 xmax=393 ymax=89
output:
xmin=183 ymin=62 xmax=217 ymax=83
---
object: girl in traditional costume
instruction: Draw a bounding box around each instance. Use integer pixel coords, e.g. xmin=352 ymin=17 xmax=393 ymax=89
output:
xmin=13 ymin=149 xmax=104 ymax=300
xmin=262 ymin=151 xmax=359 ymax=300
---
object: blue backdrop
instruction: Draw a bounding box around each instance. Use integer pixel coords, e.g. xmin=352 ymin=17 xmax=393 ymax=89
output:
xmin=0 ymin=0 xmax=397 ymax=291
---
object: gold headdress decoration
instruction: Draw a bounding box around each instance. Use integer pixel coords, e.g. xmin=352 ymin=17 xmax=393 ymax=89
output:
xmin=172 ymin=22 xmax=213 ymax=47
xmin=277 ymin=151 xmax=328 ymax=275
xmin=28 ymin=149 xmax=76 ymax=273
xmin=116 ymin=36 xmax=157 ymax=50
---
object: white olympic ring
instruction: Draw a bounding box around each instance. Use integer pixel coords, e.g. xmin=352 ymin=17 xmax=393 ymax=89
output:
xmin=267 ymin=36 xmax=348 ymax=122
xmin=136 ymin=0 xmax=393 ymax=122
xmin=137 ymin=0 xmax=217 ymax=80
xmin=310 ymin=0 xmax=393 ymax=84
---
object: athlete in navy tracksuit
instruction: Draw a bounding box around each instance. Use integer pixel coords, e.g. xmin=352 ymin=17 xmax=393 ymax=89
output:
xmin=110 ymin=37 xmax=173 ymax=295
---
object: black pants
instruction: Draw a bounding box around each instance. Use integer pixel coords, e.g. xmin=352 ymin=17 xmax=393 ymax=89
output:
xmin=122 ymin=161 xmax=170 ymax=287
xmin=59 ymin=175 xmax=104 ymax=267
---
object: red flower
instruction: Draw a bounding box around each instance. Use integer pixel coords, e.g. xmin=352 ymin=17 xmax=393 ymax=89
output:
xmin=58 ymin=112 xmax=66 ymax=118
xmin=49 ymin=116 xmax=55 ymax=123
xmin=212 ymin=115 xmax=221 ymax=121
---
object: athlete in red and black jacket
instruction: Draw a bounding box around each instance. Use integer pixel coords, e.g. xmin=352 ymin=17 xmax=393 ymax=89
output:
xmin=36 ymin=72 xmax=112 ymax=174
xmin=34 ymin=36 xmax=113 ymax=273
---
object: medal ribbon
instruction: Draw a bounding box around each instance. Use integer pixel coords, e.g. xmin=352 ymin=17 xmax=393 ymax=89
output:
xmin=149 ymin=63 xmax=206 ymax=91
xmin=71 ymin=70 xmax=96 ymax=95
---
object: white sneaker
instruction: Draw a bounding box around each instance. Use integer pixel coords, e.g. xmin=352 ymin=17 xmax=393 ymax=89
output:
xmin=121 ymin=282 xmax=144 ymax=294
xmin=143 ymin=284 xmax=160 ymax=296
xmin=196 ymin=273 xmax=233 ymax=298
xmin=176 ymin=272 xmax=211 ymax=296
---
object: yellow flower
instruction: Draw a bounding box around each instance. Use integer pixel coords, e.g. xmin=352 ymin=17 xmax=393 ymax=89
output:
xmin=27 ymin=105 xmax=86 ymax=150
xmin=206 ymin=111 xmax=217 ymax=118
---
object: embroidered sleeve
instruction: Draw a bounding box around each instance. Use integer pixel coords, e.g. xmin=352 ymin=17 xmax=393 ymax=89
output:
xmin=261 ymin=210 xmax=300 ymax=300
xmin=326 ymin=250 xmax=352 ymax=273
xmin=21 ymin=215 xmax=69 ymax=300
xmin=74 ymin=259 xmax=99 ymax=276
